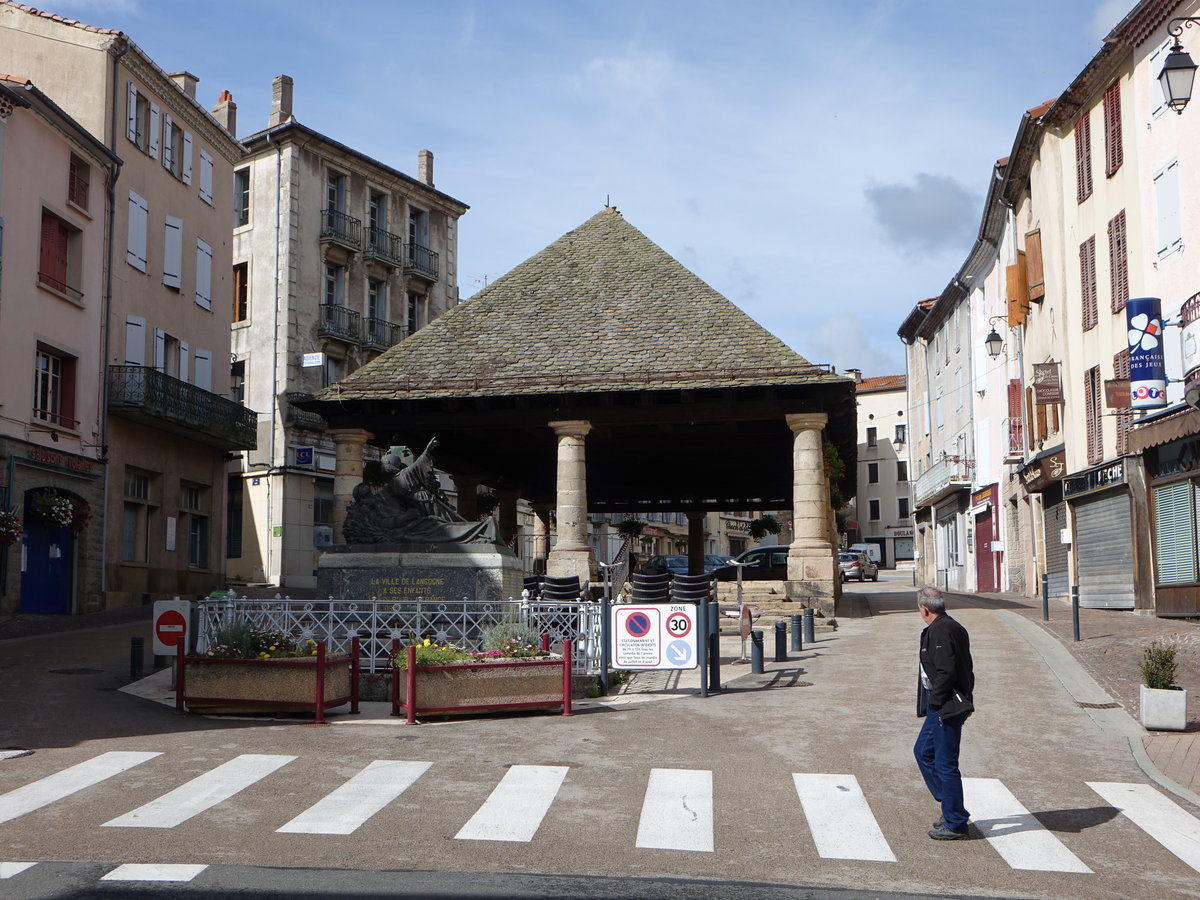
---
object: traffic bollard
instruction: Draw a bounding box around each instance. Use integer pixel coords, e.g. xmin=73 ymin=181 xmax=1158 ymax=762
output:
xmin=750 ymin=630 xmax=764 ymax=674
xmin=1041 ymin=573 xmax=1049 ymax=622
xmin=774 ymin=620 xmax=787 ymax=662
xmin=707 ymin=600 xmax=722 ymax=693
xmin=130 ymin=636 xmax=144 ymax=679
xmin=791 ymin=614 xmax=802 ymax=652
xmin=803 ymin=608 xmax=815 ymax=645
xmin=1072 ymin=584 xmax=1080 ymax=642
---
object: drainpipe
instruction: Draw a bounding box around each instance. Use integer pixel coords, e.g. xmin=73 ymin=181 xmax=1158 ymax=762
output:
xmin=264 ymin=128 xmax=283 ymax=583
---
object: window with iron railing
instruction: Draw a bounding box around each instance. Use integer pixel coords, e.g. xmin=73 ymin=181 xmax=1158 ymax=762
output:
xmin=68 ymin=155 xmax=89 ymax=211
xmin=33 ymin=346 xmax=77 ymax=430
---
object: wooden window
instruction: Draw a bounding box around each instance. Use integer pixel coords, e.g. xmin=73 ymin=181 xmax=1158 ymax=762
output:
xmin=1080 ymin=236 xmax=1098 ymax=331
xmin=1076 ymin=111 xmax=1093 ymax=203
xmin=33 ymin=346 xmax=76 ymax=429
xmin=232 ymin=262 xmax=248 ymax=322
xmin=39 ymin=210 xmax=69 ymax=291
xmin=1114 ymin=349 xmax=1132 ymax=456
xmin=1007 ymin=252 xmax=1030 ymax=325
xmin=1036 ymin=398 xmax=1048 ymax=444
xmin=68 ymin=155 xmax=89 ymax=211
xmin=1108 ymin=210 xmax=1128 ymax=313
xmin=1103 ymin=81 xmax=1123 ymax=176
xmin=1085 ymin=365 xmax=1102 ymax=465
xmin=1024 ymin=229 xmax=1045 ymax=303
xmin=1025 ymin=385 xmax=1035 ymax=451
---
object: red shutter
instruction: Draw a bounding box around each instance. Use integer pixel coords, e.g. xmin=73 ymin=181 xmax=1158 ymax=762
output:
xmin=1103 ymin=81 xmax=1123 ymax=176
xmin=39 ymin=211 xmax=68 ymax=288
xmin=1007 ymin=379 xmax=1022 ymax=418
xmin=1085 ymin=366 xmax=1102 ymax=465
xmin=1080 ymin=236 xmax=1098 ymax=330
xmin=1113 ymin=349 xmax=1131 ymax=456
xmin=61 ymin=356 xmax=77 ymax=428
xmin=1108 ymin=210 xmax=1128 ymax=313
xmin=1076 ymin=111 xmax=1093 ymax=203
xmin=1026 ymin=386 xmax=1035 ymax=451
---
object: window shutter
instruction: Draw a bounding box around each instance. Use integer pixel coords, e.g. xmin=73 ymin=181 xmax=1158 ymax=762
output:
xmin=1155 ymin=160 xmax=1182 ymax=257
xmin=163 ymin=216 xmax=183 ymax=289
xmin=126 ymin=83 xmax=138 ymax=143
xmin=1026 ymin=386 xmax=1035 ymax=451
xmin=1085 ymin=366 xmax=1102 ymax=465
xmin=179 ymin=341 xmax=189 ymax=384
xmin=1007 ymin=379 xmax=1022 ymax=418
xmin=195 ymin=239 xmax=212 ymax=310
xmin=148 ymin=103 xmax=160 ymax=160
xmin=1036 ymin=400 xmax=1047 ymax=443
xmin=124 ymin=316 xmax=146 ymax=366
xmin=1007 ymin=258 xmax=1029 ymax=326
xmin=199 ymin=150 xmax=213 ymax=205
xmin=161 ymin=114 xmax=173 ymax=171
xmin=153 ymin=328 xmax=166 ymax=372
xmin=1024 ymin=229 xmax=1045 ymax=303
xmin=194 ymin=350 xmax=212 ymax=392
xmin=1103 ymin=81 xmax=1123 ymax=176
xmin=1109 ymin=210 xmax=1128 ymax=313
xmin=126 ymin=191 xmax=148 ymax=272
xmin=1080 ymin=236 xmax=1097 ymax=330
xmin=1154 ymin=481 xmax=1196 ymax=584
xmin=1114 ymin=349 xmax=1132 ymax=455
xmin=1075 ymin=111 xmax=1093 ymax=203
xmin=40 ymin=212 xmax=60 ymax=283
xmin=182 ymin=132 xmax=193 ymax=185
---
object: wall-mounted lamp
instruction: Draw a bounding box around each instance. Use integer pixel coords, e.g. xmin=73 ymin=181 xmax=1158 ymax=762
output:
xmin=1159 ymin=18 xmax=1200 ymax=113
xmin=984 ymin=316 xmax=1006 ymax=359
xmin=28 ymin=424 xmax=59 ymax=442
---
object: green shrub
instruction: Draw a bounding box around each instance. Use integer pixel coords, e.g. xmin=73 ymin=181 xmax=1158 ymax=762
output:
xmin=1139 ymin=641 xmax=1179 ymax=690
xmin=481 ymin=622 xmax=543 ymax=656
xmin=206 ymin=621 xmax=309 ymax=659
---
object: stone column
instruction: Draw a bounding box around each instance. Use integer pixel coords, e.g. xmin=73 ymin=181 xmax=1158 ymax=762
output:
xmin=531 ymin=503 xmax=552 ymax=575
xmin=546 ymin=420 xmax=596 ymax=582
xmin=451 ymin=475 xmax=480 ymax=520
xmin=497 ymin=489 xmax=520 ymax=547
xmin=328 ymin=428 xmax=372 ymax=546
xmin=784 ymin=413 xmax=839 ymax=615
xmin=686 ymin=511 xmax=706 ymax=575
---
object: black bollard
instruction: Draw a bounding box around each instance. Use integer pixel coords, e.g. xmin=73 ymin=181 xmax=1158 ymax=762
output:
xmin=774 ymin=620 xmax=788 ymax=662
xmin=750 ymin=630 xmax=764 ymax=674
xmin=1071 ymin=584 xmax=1080 ymax=643
xmin=1041 ymin=573 xmax=1049 ymax=622
xmin=791 ymin=614 xmax=802 ymax=652
xmin=707 ymin=601 xmax=721 ymax=693
xmin=803 ymin=608 xmax=815 ymax=645
xmin=130 ymin=636 xmax=144 ymax=679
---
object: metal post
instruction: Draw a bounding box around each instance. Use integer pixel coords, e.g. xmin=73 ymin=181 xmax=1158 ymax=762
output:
xmin=803 ymin=607 xmax=815 ymax=645
xmin=130 ymin=636 xmax=144 ymax=679
xmin=389 ymin=637 xmax=401 ymax=717
xmin=600 ymin=588 xmax=611 ymax=697
xmin=561 ymin=638 xmax=573 ymax=716
xmin=1041 ymin=573 xmax=1049 ymax=622
xmin=774 ymin=620 xmax=787 ymax=662
xmin=750 ymin=630 xmax=764 ymax=674
xmin=174 ymin=647 xmax=185 ymax=714
xmin=697 ymin=599 xmax=708 ymax=698
xmin=1071 ymin=584 xmax=1080 ymax=643
xmin=707 ymin=600 xmax=721 ymax=693
xmin=314 ymin=641 xmax=327 ymax=725
xmin=350 ymin=636 xmax=360 ymax=715
xmin=791 ymin=614 xmax=803 ymax=652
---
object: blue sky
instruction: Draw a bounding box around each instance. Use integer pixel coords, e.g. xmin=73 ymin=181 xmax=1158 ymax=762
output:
xmin=48 ymin=0 xmax=1128 ymax=377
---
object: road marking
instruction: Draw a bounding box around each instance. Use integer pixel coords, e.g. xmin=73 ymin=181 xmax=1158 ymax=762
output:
xmin=0 ymin=750 xmax=33 ymax=761
xmin=456 ymin=765 xmax=569 ymax=842
xmin=101 ymin=864 xmax=207 ymax=882
xmin=636 ymin=768 xmax=713 ymax=852
xmin=102 ymin=754 xmax=295 ymax=829
xmin=277 ymin=760 xmax=431 ymax=834
xmin=1087 ymin=781 xmax=1200 ymax=874
xmin=963 ymin=778 xmax=1091 ymax=873
xmin=0 ymin=862 xmax=36 ymax=878
xmin=0 ymin=751 xmax=161 ymax=825
xmin=792 ymin=773 xmax=896 ymax=862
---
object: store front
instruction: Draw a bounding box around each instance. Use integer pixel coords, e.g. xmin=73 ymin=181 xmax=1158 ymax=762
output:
xmin=1017 ymin=446 xmax=1068 ymax=600
xmin=971 ymin=484 xmax=1001 ymax=594
xmin=1145 ymin=432 xmax=1200 ymax=616
xmin=1063 ymin=459 xmax=1136 ymax=610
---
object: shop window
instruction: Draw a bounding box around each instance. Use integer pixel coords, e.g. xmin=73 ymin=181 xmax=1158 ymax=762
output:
xmin=314 ymin=478 xmax=333 ymax=548
xmin=121 ymin=469 xmax=153 ymax=562
xmin=1154 ymin=481 xmax=1199 ymax=584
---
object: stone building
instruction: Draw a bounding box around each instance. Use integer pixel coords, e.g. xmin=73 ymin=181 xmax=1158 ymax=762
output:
xmin=846 ymin=372 xmax=912 ymax=568
xmin=227 ymin=76 xmax=469 ymax=588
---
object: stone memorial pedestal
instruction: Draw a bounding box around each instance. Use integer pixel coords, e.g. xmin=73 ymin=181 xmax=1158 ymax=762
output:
xmin=318 ymin=543 xmax=524 ymax=604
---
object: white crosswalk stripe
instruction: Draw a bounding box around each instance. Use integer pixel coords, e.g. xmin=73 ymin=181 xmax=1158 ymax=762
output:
xmin=0 ymin=751 xmax=161 ymax=825
xmin=1087 ymin=781 xmax=1200 ymax=874
xmin=102 ymin=754 xmax=295 ymax=829
xmin=278 ymin=760 xmax=431 ymax=835
xmin=793 ymin=773 xmax=896 ymax=862
xmin=0 ymin=862 xmax=37 ymax=878
xmin=635 ymin=768 xmax=713 ymax=852
xmin=455 ymin=765 xmax=568 ymax=842
xmin=101 ymin=864 xmax=207 ymax=882
xmin=963 ymin=777 xmax=1091 ymax=873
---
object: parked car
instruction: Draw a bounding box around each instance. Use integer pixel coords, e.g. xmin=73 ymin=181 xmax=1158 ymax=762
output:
xmin=704 ymin=554 xmax=734 ymax=572
xmin=641 ymin=554 xmax=738 ymax=576
xmin=839 ymin=551 xmax=878 ymax=582
xmin=711 ymin=546 xmax=790 ymax=581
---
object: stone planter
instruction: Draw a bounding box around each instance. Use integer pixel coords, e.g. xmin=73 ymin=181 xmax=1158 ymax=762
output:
xmin=392 ymin=641 xmax=572 ymax=723
xmin=1139 ymin=684 xmax=1189 ymax=731
xmin=179 ymin=641 xmax=358 ymax=722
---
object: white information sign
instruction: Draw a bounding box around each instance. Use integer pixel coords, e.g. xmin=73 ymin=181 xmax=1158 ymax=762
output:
xmin=611 ymin=604 xmax=698 ymax=670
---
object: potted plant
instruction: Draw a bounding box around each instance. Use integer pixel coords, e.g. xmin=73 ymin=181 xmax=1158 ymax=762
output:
xmin=1138 ymin=640 xmax=1188 ymax=731
xmin=33 ymin=490 xmax=74 ymax=527
xmin=391 ymin=621 xmax=572 ymax=723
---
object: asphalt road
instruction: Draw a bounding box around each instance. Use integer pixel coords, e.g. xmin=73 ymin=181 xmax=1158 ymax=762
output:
xmin=1 ymin=572 xmax=1197 ymax=899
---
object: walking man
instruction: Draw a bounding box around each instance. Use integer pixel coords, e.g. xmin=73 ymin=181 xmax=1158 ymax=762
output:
xmin=914 ymin=586 xmax=974 ymax=840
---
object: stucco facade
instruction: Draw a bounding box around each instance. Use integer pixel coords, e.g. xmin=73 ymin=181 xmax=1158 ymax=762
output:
xmin=846 ymin=373 xmax=912 ymax=567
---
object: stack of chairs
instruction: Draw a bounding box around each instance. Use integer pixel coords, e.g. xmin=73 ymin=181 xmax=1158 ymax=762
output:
xmin=671 ymin=572 xmax=714 ymax=605
xmin=540 ymin=575 xmax=582 ymax=602
xmin=630 ymin=571 xmax=671 ymax=603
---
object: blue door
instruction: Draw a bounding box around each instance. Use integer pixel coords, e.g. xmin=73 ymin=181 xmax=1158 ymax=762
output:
xmin=20 ymin=497 xmax=73 ymax=614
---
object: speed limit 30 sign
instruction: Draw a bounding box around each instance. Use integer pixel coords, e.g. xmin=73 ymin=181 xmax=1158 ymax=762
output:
xmin=612 ymin=604 xmax=698 ymax=670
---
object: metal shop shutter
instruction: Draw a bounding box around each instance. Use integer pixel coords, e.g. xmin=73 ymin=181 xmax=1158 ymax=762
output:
xmin=1074 ymin=491 xmax=1135 ymax=609
xmin=1044 ymin=494 xmax=1070 ymax=599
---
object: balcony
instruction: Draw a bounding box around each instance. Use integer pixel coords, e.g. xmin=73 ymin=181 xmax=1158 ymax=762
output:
xmin=403 ymin=241 xmax=439 ymax=281
xmin=318 ymin=303 xmax=361 ymax=343
xmin=107 ymin=365 xmax=258 ymax=450
xmin=913 ymin=455 xmax=973 ymax=508
xmin=364 ymin=226 xmax=404 ymax=267
xmin=363 ymin=316 xmax=403 ymax=351
xmin=1004 ymin=416 xmax=1024 ymax=463
xmin=320 ymin=208 xmax=361 ymax=251
xmin=284 ymin=391 xmax=326 ymax=431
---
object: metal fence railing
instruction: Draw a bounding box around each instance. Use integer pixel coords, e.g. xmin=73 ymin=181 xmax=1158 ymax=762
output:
xmin=197 ymin=595 xmax=603 ymax=676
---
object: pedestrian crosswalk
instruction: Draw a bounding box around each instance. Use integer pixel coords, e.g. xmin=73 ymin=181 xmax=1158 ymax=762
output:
xmin=1 ymin=751 xmax=1199 ymax=877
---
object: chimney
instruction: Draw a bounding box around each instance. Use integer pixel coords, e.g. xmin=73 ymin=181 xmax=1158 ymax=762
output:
xmin=269 ymin=75 xmax=293 ymax=127
xmin=418 ymin=149 xmax=434 ymax=186
xmin=169 ymin=71 xmax=198 ymax=99
xmin=846 ymin=368 xmax=863 ymax=384
xmin=211 ymin=90 xmax=237 ymax=137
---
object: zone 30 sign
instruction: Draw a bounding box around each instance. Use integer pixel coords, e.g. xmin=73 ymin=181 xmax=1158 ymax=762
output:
xmin=611 ymin=604 xmax=698 ymax=670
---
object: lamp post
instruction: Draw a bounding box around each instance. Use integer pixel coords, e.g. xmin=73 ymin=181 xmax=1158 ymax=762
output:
xmin=984 ymin=316 xmax=1006 ymax=359
xmin=1159 ymin=18 xmax=1200 ymax=113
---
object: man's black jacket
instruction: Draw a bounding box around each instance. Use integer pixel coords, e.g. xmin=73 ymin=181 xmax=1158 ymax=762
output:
xmin=917 ymin=612 xmax=974 ymax=720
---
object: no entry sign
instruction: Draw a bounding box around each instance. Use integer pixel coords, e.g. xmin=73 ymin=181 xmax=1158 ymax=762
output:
xmin=152 ymin=600 xmax=192 ymax=655
xmin=611 ymin=604 xmax=698 ymax=670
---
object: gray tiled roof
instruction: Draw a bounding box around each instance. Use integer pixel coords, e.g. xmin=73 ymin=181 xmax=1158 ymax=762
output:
xmin=321 ymin=207 xmax=841 ymax=400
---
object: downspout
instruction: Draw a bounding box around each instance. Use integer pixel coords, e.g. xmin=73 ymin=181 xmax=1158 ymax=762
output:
xmin=265 ymin=128 xmax=283 ymax=583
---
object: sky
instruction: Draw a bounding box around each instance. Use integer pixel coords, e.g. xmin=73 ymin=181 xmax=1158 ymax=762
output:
xmin=42 ymin=0 xmax=1133 ymax=378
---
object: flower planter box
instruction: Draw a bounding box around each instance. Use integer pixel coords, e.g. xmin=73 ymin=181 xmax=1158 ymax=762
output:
xmin=1140 ymin=684 xmax=1189 ymax=731
xmin=391 ymin=639 xmax=573 ymax=724
xmin=178 ymin=641 xmax=359 ymax=723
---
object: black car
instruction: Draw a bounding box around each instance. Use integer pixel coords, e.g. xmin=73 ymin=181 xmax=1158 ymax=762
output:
xmin=711 ymin=546 xmax=790 ymax=581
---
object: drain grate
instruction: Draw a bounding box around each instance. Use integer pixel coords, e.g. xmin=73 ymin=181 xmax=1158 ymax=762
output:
xmin=48 ymin=667 xmax=103 ymax=675
xmin=1078 ymin=701 xmax=1121 ymax=709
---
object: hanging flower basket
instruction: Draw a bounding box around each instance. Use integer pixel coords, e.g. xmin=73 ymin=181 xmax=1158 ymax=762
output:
xmin=0 ymin=509 xmax=22 ymax=545
xmin=70 ymin=499 xmax=91 ymax=534
xmin=33 ymin=491 xmax=74 ymax=528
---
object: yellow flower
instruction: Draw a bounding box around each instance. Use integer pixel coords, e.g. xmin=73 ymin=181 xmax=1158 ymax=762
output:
xmin=311 ymin=649 xmax=318 ymax=655
xmin=423 ymin=638 xmax=431 ymax=646
xmin=259 ymin=652 xmax=270 ymax=659
xmin=268 ymin=646 xmax=277 ymax=652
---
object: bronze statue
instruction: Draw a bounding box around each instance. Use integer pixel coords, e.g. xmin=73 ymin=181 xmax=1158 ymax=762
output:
xmin=342 ymin=437 xmax=498 ymax=545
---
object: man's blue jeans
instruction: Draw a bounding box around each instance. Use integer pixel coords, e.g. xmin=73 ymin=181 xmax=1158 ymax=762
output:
xmin=914 ymin=707 xmax=969 ymax=832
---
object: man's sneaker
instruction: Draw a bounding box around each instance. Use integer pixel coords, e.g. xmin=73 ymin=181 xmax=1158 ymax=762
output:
xmin=928 ymin=824 xmax=969 ymax=841
xmin=933 ymin=817 xmax=944 ymax=829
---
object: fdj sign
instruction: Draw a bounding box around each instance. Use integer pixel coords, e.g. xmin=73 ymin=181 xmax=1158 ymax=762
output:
xmin=612 ymin=604 xmax=698 ymax=670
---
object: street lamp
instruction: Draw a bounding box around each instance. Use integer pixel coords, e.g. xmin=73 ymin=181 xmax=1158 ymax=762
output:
xmin=984 ymin=316 xmax=1006 ymax=359
xmin=1159 ymin=18 xmax=1200 ymax=113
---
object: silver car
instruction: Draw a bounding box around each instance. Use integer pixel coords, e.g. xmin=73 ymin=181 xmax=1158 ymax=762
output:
xmin=838 ymin=551 xmax=878 ymax=582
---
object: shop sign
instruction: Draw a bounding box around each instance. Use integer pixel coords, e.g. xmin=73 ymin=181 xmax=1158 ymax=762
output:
xmin=887 ymin=527 xmax=914 ymax=538
xmin=1032 ymin=363 xmax=1063 ymax=404
xmin=1127 ymin=297 xmax=1167 ymax=409
xmin=1018 ymin=450 xmax=1066 ymax=492
xmin=971 ymin=484 xmax=997 ymax=507
xmin=26 ymin=446 xmax=93 ymax=474
xmin=1183 ymin=316 xmax=1200 ymax=379
xmin=1104 ymin=379 xmax=1130 ymax=409
xmin=1152 ymin=435 xmax=1200 ymax=479
xmin=1064 ymin=460 xmax=1127 ymax=499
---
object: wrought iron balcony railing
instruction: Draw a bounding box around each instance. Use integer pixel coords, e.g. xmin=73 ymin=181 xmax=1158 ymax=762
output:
xmin=318 ymin=303 xmax=361 ymax=342
xmin=363 ymin=316 xmax=403 ymax=351
xmin=107 ymin=365 xmax=258 ymax=449
xmin=284 ymin=391 xmax=326 ymax=431
xmin=912 ymin=454 xmax=973 ymax=508
xmin=403 ymin=241 xmax=439 ymax=280
xmin=37 ymin=270 xmax=84 ymax=302
xmin=1004 ymin=416 xmax=1024 ymax=461
xmin=320 ymin=208 xmax=361 ymax=250
xmin=364 ymin=226 xmax=404 ymax=267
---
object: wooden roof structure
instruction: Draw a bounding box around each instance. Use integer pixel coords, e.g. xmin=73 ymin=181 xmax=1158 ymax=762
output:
xmin=305 ymin=207 xmax=857 ymax=512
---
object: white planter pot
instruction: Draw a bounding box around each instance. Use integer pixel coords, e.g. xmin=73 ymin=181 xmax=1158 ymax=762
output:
xmin=1139 ymin=684 xmax=1189 ymax=732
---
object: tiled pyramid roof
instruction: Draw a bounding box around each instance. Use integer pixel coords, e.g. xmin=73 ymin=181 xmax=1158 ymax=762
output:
xmin=320 ymin=207 xmax=842 ymax=400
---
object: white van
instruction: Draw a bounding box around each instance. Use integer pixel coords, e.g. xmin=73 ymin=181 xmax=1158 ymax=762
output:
xmin=849 ymin=542 xmax=881 ymax=563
